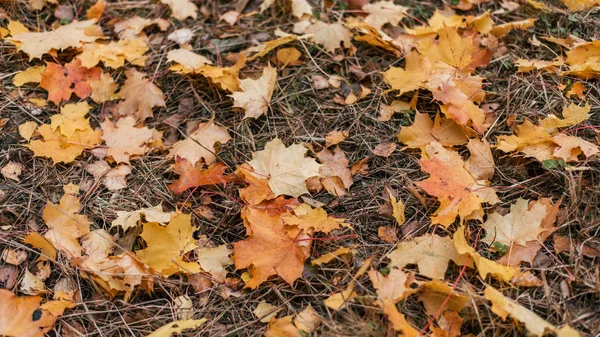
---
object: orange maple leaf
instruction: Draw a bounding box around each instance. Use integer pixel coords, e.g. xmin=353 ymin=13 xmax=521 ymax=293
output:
xmin=39 ymin=59 xmax=101 ymax=105
xmin=169 ymin=158 xmax=234 ymax=194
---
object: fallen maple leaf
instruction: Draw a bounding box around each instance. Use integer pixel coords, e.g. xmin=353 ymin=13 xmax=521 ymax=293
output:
xmin=26 ymin=124 xmax=102 ymax=165
xmin=362 ymin=1 xmax=407 ymax=30
xmin=233 ymin=203 xmax=310 ymax=288
xmin=397 ymin=112 xmax=470 ymax=149
xmin=40 ymin=59 xmax=101 ymax=105
xmin=78 ymin=38 xmax=148 ymax=69
xmin=465 ymin=138 xmax=495 ymax=181
xmin=304 ymin=21 xmax=353 ymax=53
xmin=146 ymin=319 xmax=206 ymax=337
xmin=13 ymin=65 xmax=45 ymax=86
xmin=560 ymin=0 xmax=600 ymax=11
xmin=7 ymin=19 xmax=103 ymax=60
xmin=169 ymin=159 xmax=233 ymax=194
xmin=86 ymin=0 xmax=106 ymax=20
xmin=101 ymin=117 xmax=156 ymax=164
xmin=90 ymin=72 xmax=119 ymax=103
xmin=418 ymin=280 xmax=468 ymax=316
xmin=85 ymin=161 xmax=132 ymax=191
xmin=490 ymin=18 xmax=537 ymax=38
xmin=265 ymin=305 xmax=320 ymax=337
xmin=417 ymin=142 xmax=499 ymax=226
xmin=315 ymin=146 xmax=353 ymax=196
xmin=539 ymin=103 xmax=590 ymax=131
xmin=167 ymin=49 xmax=212 ymax=72
xmin=236 ymin=163 xmax=276 ymax=205
xmin=23 ymin=232 xmax=57 ymax=262
xmin=116 ymin=69 xmax=165 ymax=121
xmin=172 ymin=56 xmax=246 ymax=92
xmin=248 ymin=138 xmax=322 ymax=198
xmin=260 ymin=0 xmax=313 ymax=19
xmin=136 ymin=212 xmax=200 ymax=276
xmin=111 ymin=204 xmax=173 ymax=231
xmin=482 ymin=198 xmax=548 ymax=247
xmin=387 ymin=234 xmax=471 ymax=279
xmin=196 ymin=244 xmax=232 ymax=282
xmin=42 ymin=191 xmax=91 ymax=259
xmin=281 ymin=203 xmax=350 ymax=233
xmin=160 ymin=0 xmax=198 ymax=20
xmin=168 ymin=119 xmax=231 ymax=166
xmin=311 ymin=246 xmax=353 ymax=266
xmin=0 ymin=289 xmax=60 ymax=337
xmin=386 ymin=188 xmax=405 ymax=226
xmin=230 ymin=65 xmax=277 ymax=119
xmin=254 ymin=301 xmax=282 ymax=323
xmin=49 ymin=102 xmax=93 ymax=139
xmin=484 ymin=285 xmax=581 ymax=336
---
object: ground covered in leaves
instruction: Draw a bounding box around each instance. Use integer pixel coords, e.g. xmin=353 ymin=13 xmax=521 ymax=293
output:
xmin=1 ymin=0 xmax=600 ymax=336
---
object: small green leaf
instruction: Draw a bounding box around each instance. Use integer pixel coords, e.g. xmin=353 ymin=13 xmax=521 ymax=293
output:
xmin=379 ymin=267 xmax=390 ymax=276
xmin=542 ymin=159 xmax=567 ymax=169
xmin=492 ymin=242 xmax=509 ymax=256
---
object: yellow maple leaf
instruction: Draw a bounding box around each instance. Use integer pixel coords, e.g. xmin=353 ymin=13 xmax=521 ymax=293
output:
xmin=484 ymin=286 xmax=581 ymax=336
xmin=368 ymin=268 xmax=416 ymax=304
xmin=265 ymin=305 xmax=320 ymax=337
xmin=311 ymin=246 xmax=352 ymax=266
xmin=114 ymin=16 xmax=170 ymax=40
xmin=192 ymin=56 xmax=246 ymax=92
xmin=13 ymin=65 xmax=45 ymax=86
xmin=383 ymin=52 xmax=433 ymax=95
xmin=387 ymin=234 xmax=472 ymax=279
xmin=453 ymin=226 xmax=516 ymax=282
xmin=49 ymin=102 xmax=93 ymax=139
xmin=78 ymin=38 xmax=148 ymax=69
xmin=7 ymin=20 xmax=103 ymax=60
xmin=86 ymin=0 xmax=106 ymax=20
xmin=168 ymin=119 xmax=231 ymax=166
xmin=560 ymin=0 xmax=600 ymax=11
xmin=245 ymin=35 xmax=298 ymax=61
xmin=136 ymin=212 xmax=200 ymax=276
xmin=230 ymin=65 xmax=277 ymax=119
xmin=281 ymin=203 xmax=350 ymax=233
xmin=167 ymin=48 xmax=212 ymax=72
xmin=111 ymin=204 xmax=173 ymax=231
xmin=23 ymin=232 xmax=57 ymax=262
xmin=26 ymin=124 xmax=102 ymax=165
xmin=490 ymin=18 xmax=537 ymax=37
xmin=42 ymin=192 xmax=91 ymax=259
xmin=249 ymin=138 xmax=322 ymax=198
xmin=146 ymin=319 xmax=206 ymax=337
xmin=100 ymin=117 xmax=156 ymax=164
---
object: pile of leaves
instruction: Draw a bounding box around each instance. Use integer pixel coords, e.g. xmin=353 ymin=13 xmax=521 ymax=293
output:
xmin=0 ymin=0 xmax=599 ymax=336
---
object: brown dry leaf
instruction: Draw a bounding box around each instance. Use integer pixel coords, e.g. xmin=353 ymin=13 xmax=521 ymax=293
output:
xmin=378 ymin=226 xmax=398 ymax=243
xmin=233 ymin=203 xmax=310 ymax=289
xmin=169 ymin=159 xmax=233 ymax=194
xmin=315 ymin=146 xmax=353 ymax=196
xmin=136 ymin=212 xmax=200 ymax=276
xmin=168 ymin=119 xmax=231 ymax=166
xmin=465 ymin=138 xmax=495 ymax=181
xmin=554 ymin=235 xmax=600 ymax=258
xmin=101 ymin=117 xmax=156 ymax=164
xmin=265 ymin=305 xmax=320 ymax=337
xmin=484 ymin=286 xmax=581 ymax=336
xmin=418 ymin=280 xmax=468 ymax=316
xmin=42 ymin=192 xmax=91 ymax=259
xmin=1 ymin=248 xmax=27 ymax=265
xmin=116 ymin=69 xmax=166 ymax=121
xmin=7 ymin=20 xmax=103 ymax=60
xmin=196 ymin=244 xmax=232 ymax=282
xmin=311 ymin=246 xmax=352 ymax=266
xmin=160 ymin=0 xmax=197 ymax=20
xmin=453 ymin=226 xmax=516 ymax=282
xmin=40 ymin=59 xmax=101 ymax=105
xmin=369 ymin=268 xmax=416 ymax=304
xmin=78 ymin=38 xmax=148 ymax=69
xmin=19 ymin=121 xmax=38 ymax=141
xmin=374 ymin=142 xmax=396 ymax=157
xmin=514 ymin=58 xmax=564 ymax=73
xmin=418 ymin=142 xmax=498 ymax=226
xmin=20 ymin=270 xmax=48 ymax=295
xmin=325 ymin=130 xmax=348 ymax=147
xmin=111 ymin=204 xmax=172 ymax=231
xmin=482 ymin=198 xmax=548 ymax=247
xmin=387 ymin=234 xmax=471 ymax=279
xmin=249 ymin=138 xmax=322 ymax=198
xmin=0 ymin=289 xmax=59 ymax=337
xmin=230 ymin=65 xmax=277 ymax=119
xmin=304 ymin=21 xmax=353 ymax=53
xmin=397 ymin=112 xmax=469 ymax=149
xmin=552 ymin=133 xmax=599 ymax=161
xmin=90 ymin=72 xmax=119 ymax=103
xmin=362 ymin=1 xmax=407 ymax=30
xmin=281 ymin=203 xmax=350 ymax=234
xmin=13 ymin=65 xmax=45 ymax=86
xmin=1 ymin=161 xmax=23 ymax=182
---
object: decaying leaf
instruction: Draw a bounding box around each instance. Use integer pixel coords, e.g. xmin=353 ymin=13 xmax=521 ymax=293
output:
xmin=169 ymin=159 xmax=233 ymax=194
xmin=146 ymin=319 xmax=207 ymax=337
xmin=116 ymin=69 xmax=166 ymax=121
xmin=0 ymin=289 xmax=62 ymax=337
xmin=101 ymin=117 xmax=156 ymax=164
xmin=482 ymin=198 xmax=548 ymax=247
xmin=168 ymin=119 xmax=231 ymax=166
xmin=111 ymin=204 xmax=173 ymax=231
xmin=40 ymin=59 xmax=101 ymax=105
xmin=304 ymin=21 xmax=353 ymax=53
